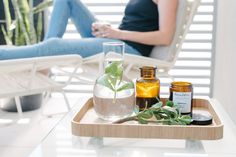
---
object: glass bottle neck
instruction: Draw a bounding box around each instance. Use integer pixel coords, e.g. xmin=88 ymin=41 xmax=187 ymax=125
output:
xmin=140 ymin=66 xmax=156 ymax=79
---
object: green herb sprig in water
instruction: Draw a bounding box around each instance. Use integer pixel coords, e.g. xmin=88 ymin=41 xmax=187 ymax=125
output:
xmin=113 ymin=100 xmax=192 ymax=125
xmin=97 ymin=61 xmax=134 ymax=102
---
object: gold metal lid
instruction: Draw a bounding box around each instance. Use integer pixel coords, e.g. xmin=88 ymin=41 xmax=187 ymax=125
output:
xmin=171 ymin=81 xmax=192 ymax=87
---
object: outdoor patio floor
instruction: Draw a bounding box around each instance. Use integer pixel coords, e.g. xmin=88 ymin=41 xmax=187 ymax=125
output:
xmin=0 ymin=92 xmax=92 ymax=157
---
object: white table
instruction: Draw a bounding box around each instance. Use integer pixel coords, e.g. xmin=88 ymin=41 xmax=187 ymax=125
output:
xmin=27 ymin=97 xmax=236 ymax=157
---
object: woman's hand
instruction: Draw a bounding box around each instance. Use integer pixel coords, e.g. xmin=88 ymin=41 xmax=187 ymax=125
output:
xmin=92 ymin=22 xmax=122 ymax=39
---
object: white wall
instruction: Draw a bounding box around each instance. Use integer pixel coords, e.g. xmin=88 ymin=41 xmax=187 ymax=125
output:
xmin=214 ymin=0 xmax=236 ymax=123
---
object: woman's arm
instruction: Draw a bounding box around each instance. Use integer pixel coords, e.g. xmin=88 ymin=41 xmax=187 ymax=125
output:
xmin=92 ymin=0 xmax=178 ymax=46
xmin=122 ymin=0 xmax=178 ymax=46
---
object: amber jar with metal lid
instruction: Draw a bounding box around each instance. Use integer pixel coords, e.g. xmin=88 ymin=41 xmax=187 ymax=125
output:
xmin=136 ymin=66 xmax=160 ymax=111
xmin=169 ymin=81 xmax=193 ymax=116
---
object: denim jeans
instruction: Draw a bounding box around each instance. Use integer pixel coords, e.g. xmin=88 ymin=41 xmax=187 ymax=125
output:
xmin=0 ymin=0 xmax=141 ymax=60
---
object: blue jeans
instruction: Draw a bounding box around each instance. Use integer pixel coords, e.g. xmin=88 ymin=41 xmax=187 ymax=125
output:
xmin=0 ymin=0 xmax=141 ymax=60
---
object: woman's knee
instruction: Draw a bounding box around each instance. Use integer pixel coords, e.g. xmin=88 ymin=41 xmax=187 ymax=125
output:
xmin=54 ymin=0 xmax=79 ymax=3
xmin=0 ymin=49 xmax=7 ymax=60
xmin=38 ymin=38 xmax=63 ymax=54
xmin=44 ymin=38 xmax=62 ymax=45
xmin=54 ymin=0 xmax=70 ymax=3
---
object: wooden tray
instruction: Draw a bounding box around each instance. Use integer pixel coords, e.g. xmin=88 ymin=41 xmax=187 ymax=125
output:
xmin=71 ymin=98 xmax=223 ymax=140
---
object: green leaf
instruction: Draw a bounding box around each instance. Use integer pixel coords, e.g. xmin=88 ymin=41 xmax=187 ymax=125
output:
xmin=3 ymin=0 xmax=13 ymax=40
xmin=33 ymin=0 xmax=53 ymax=14
xmin=162 ymin=106 xmax=178 ymax=118
xmin=154 ymin=114 xmax=161 ymax=120
xmin=116 ymin=82 xmax=134 ymax=92
xmin=11 ymin=0 xmax=31 ymax=45
xmin=103 ymin=61 xmax=124 ymax=92
xmin=179 ymin=115 xmax=192 ymax=125
xmin=15 ymin=21 xmax=26 ymax=45
xmin=2 ymin=0 xmax=50 ymax=46
xmin=169 ymin=119 xmax=181 ymax=125
xmin=27 ymin=0 xmax=37 ymax=44
xmin=150 ymin=102 xmax=163 ymax=109
xmin=36 ymin=12 xmax=43 ymax=42
xmin=166 ymin=100 xmax=174 ymax=107
xmin=9 ymin=20 xmax=16 ymax=30
xmin=108 ymin=75 xmax=119 ymax=89
xmin=139 ymin=110 xmax=153 ymax=119
xmin=137 ymin=116 xmax=148 ymax=124
xmin=96 ymin=74 xmax=115 ymax=91
xmin=159 ymin=113 xmax=169 ymax=119
xmin=105 ymin=61 xmax=123 ymax=78
xmin=18 ymin=0 xmax=30 ymax=14
xmin=162 ymin=119 xmax=171 ymax=125
xmin=114 ymin=99 xmax=193 ymax=126
xmin=1 ymin=25 xmax=13 ymax=45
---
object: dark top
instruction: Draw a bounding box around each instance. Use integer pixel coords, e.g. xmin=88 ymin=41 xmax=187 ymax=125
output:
xmin=119 ymin=0 xmax=159 ymax=56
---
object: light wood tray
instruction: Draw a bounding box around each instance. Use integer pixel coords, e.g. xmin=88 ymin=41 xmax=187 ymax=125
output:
xmin=71 ymin=98 xmax=223 ymax=140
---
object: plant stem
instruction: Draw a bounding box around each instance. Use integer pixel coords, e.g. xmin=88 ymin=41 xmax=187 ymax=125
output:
xmin=112 ymin=115 xmax=137 ymax=124
xmin=112 ymin=115 xmax=172 ymax=124
xmin=112 ymin=90 xmax=117 ymax=103
xmin=145 ymin=119 xmax=171 ymax=123
xmin=36 ymin=12 xmax=43 ymax=42
xmin=11 ymin=0 xmax=31 ymax=45
xmin=3 ymin=0 xmax=13 ymax=43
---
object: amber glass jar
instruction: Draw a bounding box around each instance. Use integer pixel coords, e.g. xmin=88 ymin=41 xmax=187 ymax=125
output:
xmin=169 ymin=81 xmax=193 ymax=116
xmin=136 ymin=66 xmax=160 ymax=110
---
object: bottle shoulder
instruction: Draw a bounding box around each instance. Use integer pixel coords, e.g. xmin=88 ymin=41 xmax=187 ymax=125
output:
xmin=136 ymin=78 xmax=160 ymax=83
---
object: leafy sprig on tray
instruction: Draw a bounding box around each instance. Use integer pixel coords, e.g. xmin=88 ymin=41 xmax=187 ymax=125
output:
xmin=97 ymin=61 xmax=134 ymax=101
xmin=113 ymin=100 xmax=192 ymax=125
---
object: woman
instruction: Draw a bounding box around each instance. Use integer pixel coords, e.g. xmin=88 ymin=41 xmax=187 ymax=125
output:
xmin=0 ymin=0 xmax=178 ymax=60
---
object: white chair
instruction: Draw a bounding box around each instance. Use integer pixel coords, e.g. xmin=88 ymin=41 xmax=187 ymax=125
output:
xmin=124 ymin=0 xmax=201 ymax=78
xmin=82 ymin=0 xmax=201 ymax=80
xmin=0 ymin=55 xmax=82 ymax=117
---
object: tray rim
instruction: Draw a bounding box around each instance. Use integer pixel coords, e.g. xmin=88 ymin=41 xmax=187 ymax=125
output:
xmin=71 ymin=98 xmax=224 ymax=140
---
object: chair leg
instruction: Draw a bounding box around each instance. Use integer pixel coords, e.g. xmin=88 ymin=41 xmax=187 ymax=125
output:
xmin=157 ymin=71 xmax=174 ymax=82
xmin=124 ymin=63 xmax=134 ymax=76
xmin=40 ymin=92 xmax=51 ymax=116
xmin=40 ymin=91 xmax=70 ymax=117
xmin=62 ymin=91 xmax=70 ymax=111
xmin=98 ymin=59 xmax=103 ymax=76
xmin=168 ymin=73 xmax=175 ymax=82
xmin=14 ymin=96 xmax=23 ymax=117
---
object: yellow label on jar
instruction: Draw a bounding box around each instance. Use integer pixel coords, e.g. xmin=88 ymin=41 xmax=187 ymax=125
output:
xmin=136 ymin=82 xmax=160 ymax=98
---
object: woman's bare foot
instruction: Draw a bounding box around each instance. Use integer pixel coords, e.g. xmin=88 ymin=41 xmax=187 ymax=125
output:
xmin=39 ymin=69 xmax=50 ymax=76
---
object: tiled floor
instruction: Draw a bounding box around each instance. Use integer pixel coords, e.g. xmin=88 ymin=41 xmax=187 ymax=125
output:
xmin=0 ymin=93 xmax=92 ymax=157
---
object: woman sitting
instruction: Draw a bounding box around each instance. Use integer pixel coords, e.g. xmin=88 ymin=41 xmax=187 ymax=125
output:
xmin=0 ymin=0 xmax=178 ymax=60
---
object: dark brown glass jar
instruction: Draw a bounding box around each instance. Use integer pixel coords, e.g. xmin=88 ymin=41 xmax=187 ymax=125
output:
xmin=169 ymin=81 xmax=193 ymax=116
xmin=136 ymin=66 xmax=160 ymax=111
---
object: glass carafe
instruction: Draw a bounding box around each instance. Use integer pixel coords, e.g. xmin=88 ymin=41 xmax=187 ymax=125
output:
xmin=93 ymin=42 xmax=135 ymax=121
